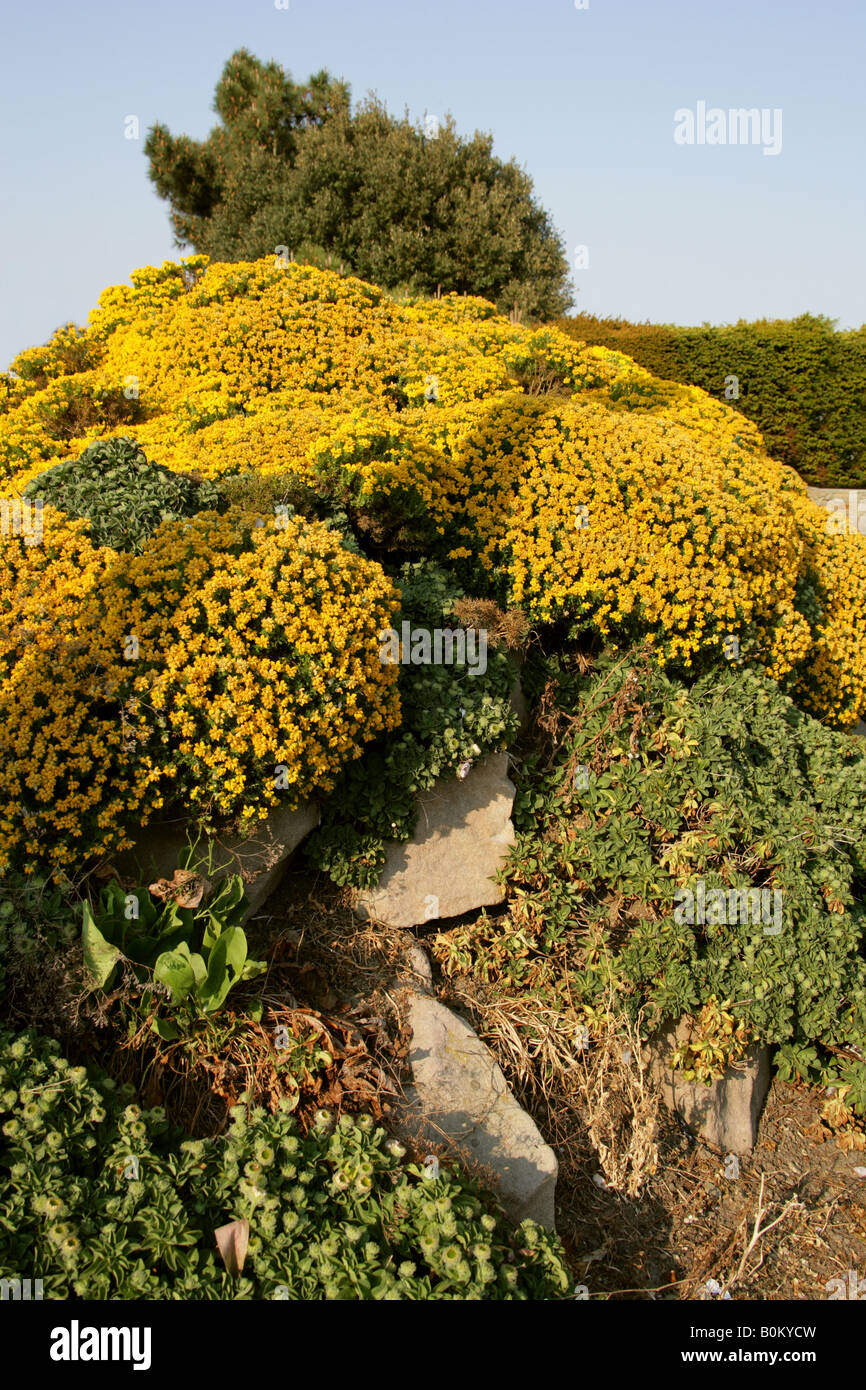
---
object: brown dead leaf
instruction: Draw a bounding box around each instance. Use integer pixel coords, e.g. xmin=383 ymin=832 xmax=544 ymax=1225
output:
xmin=149 ymin=868 xmax=211 ymax=908
xmin=803 ymin=1119 xmax=830 ymax=1143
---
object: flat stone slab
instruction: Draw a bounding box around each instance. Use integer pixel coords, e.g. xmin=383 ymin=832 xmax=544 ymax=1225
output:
xmin=648 ymin=1018 xmax=770 ymax=1154
xmin=355 ymin=752 xmax=516 ymax=928
xmin=111 ymin=800 xmax=319 ymax=922
xmin=399 ymin=992 xmax=558 ymax=1228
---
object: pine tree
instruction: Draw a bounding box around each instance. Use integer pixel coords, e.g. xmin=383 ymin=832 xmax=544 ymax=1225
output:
xmin=145 ymin=49 xmax=572 ymax=320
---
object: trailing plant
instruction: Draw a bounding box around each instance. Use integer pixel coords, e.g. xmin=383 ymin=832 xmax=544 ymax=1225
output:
xmin=436 ymin=648 xmax=866 ymax=1103
xmin=0 ymin=1028 xmax=572 ymax=1300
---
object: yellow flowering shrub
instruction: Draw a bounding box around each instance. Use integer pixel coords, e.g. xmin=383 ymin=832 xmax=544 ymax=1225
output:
xmin=99 ymin=508 xmax=401 ymax=827
xmin=1 ymin=252 xmax=864 ymax=745
xmin=0 ymin=506 xmax=400 ymax=874
xmin=0 ymin=512 xmax=157 ymax=874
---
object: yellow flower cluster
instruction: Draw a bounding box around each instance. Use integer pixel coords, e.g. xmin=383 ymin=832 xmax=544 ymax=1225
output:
xmin=0 ymin=506 xmax=400 ymax=873
xmin=102 ymin=508 xmax=401 ymax=823
xmin=0 ymin=511 xmax=158 ymax=872
xmin=1 ymin=252 xmax=863 ymax=744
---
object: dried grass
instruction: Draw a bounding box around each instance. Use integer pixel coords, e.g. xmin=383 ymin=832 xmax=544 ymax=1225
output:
xmin=440 ymin=970 xmax=659 ymax=1200
xmin=450 ymin=598 xmax=531 ymax=653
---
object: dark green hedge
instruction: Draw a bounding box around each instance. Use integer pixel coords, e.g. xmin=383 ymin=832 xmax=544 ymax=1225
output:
xmin=557 ymin=312 xmax=866 ymax=488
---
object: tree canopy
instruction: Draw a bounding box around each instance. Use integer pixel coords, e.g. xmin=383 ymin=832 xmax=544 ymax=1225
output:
xmin=145 ymin=49 xmax=573 ymax=320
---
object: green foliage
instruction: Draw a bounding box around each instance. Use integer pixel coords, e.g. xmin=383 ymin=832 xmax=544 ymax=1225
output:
xmin=23 ymin=437 xmax=222 ymax=552
xmin=82 ymin=871 xmax=265 ymax=1029
xmin=308 ymin=827 xmax=387 ymax=891
xmin=213 ymin=472 xmax=365 ymax=556
xmin=558 ymin=312 xmax=866 ymax=487
xmin=145 ymin=49 xmax=573 ymax=320
xmin=0 ymin=1029 xmax=572 ymax=1300
xmin=306 ymin=562 xmax=519 ymax=888
xmin=500 ymin=652 xmax=866 ymax=1097
xmin=0 ymin=873 xmax=79 ymax=998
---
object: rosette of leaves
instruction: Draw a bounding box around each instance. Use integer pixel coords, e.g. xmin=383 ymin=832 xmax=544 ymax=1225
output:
xmin=23 ymin=436 xmax=222 ymax=552
xmin=0 ymin=1029 xmax=572 ymax=1300
xmin=82 ymin=870 xmax=265 ymax=1034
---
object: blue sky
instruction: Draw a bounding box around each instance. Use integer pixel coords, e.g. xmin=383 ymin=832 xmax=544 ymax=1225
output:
xmin=1 ymin=0 xmax=864 ymax=368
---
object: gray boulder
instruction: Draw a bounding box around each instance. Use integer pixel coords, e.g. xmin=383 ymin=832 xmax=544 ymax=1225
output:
xmin=648 ymin=1018 xmax=770 ymax=1154
xmin=399 ymin=992 xmax=558 ymax=1228
xmin=111 ymin=800 xmax=319 ymax=921
xmin=355 ymin=752 xmax=516 ymax=928
xmin=399 ymin=939 xmax=434 ymax=994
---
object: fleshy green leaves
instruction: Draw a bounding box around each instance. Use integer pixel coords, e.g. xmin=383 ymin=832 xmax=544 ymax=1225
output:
xmin=81 ymin=869 xmax=265 ymax=1026
xmin=23 ymin=437 xmax=223 ymax=553
xmin=0 ymin=1026 xmax=573 ymax=1301
xmin=154 ymin=941 xmax=202 ymax=1004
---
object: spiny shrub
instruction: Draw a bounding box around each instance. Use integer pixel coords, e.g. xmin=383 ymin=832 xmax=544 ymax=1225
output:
xmin=0 ymin=1028 xmax=572 ymax=1300
xmin=0 ymin=511 xmax=146 ymax=875
xmin=23 ymin=437 xmax=222 ymax=553
xmin=1 ymin=256 xmax=864 ymax=725
xmin=6 ymin=323 xmax=99 ymax=393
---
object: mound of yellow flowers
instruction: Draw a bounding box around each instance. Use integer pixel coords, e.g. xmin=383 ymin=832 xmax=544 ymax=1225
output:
xmin=1 ymin=254 xmax=864 ymax=872
xmin=0 ymin=506 xmax=399 ymax=874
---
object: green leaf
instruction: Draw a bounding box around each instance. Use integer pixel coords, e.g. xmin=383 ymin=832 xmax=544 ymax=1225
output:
xmin=198 ymin=926 xmax=249 ymax=1013
xmin=82 ymin=904 xmax=122 ymax=990
xmin=203 ymin=874 xmax=247 ymax=947
xmin=188 ymin=950 xmax=208 ymax=987
xmin=221 ymin=924 xmax=249 ymax=979
xmin=153 ymin=944 xmax=200 ymax=1004
xmin=152 ymin=900 xmax=188 ymax=941
xmin=152 ymin=1017 xmax=181 ymax=1041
